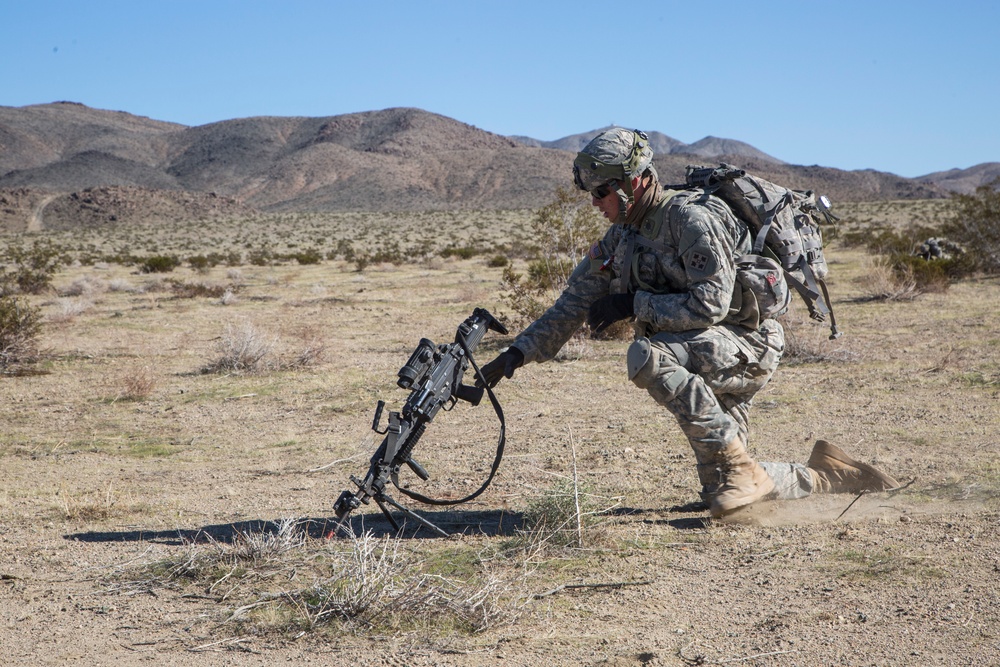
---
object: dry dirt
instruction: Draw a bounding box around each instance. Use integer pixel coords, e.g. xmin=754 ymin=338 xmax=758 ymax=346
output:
xmin=1 ymin=231 xmax=998 ymax=665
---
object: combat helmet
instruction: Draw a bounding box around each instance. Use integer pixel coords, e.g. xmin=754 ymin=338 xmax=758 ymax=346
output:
xmin=573 ymin=128 xmax=655 ymax=219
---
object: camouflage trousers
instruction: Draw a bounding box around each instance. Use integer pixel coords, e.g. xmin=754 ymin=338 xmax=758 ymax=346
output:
xmin=627 ymin=320 xmax=814 ymax=500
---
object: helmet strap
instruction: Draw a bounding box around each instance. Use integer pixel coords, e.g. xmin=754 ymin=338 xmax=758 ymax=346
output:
xmin=613 ymin=176 xmax=636 ymax=220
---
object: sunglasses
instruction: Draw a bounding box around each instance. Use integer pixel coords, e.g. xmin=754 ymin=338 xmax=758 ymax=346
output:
xmin=591 ymin=180 xmax=617 ymax=199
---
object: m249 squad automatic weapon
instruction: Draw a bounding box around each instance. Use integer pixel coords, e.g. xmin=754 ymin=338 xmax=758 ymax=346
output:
xmin=333 ymin=308 xmax=508 ymax=537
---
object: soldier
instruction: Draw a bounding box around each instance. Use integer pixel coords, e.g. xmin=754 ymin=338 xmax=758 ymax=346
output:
xmin=480 ymin=128 xmax=898 ymax=518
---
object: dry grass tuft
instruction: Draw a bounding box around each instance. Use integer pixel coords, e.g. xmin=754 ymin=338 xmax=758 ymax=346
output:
xmin=47 ymin=297 xmax=92 ymax=323
xmin=203 ymin=320 xmax=278 ymax=374
xmin=262 ymin=531 xmax=512 ymax=634
xmin=58 ymin=276 xmax=105 ymax=297
xmin=57 ymin=481 xmax=135 ymax=521
xmin=286 ymin=325 xmax=327 ymax=369
xmin=0 ymin=294 xmax=42 ymax=369
xmin=779 ymin=312 xmax=859 ymax=365
xmin=111 ymin=522 xmax=519 ymax=637
xmin=203 ymin=320 xmax=327 ymax=374
xmin=115 ymin=365 xmax=157 ymax=401
xmin=855 ymin=258 xmax=922 ymax=302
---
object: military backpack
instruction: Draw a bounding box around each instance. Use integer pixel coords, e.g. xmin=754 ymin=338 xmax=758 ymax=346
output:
xmin=681 ymin=164 xmax=842 ymax=339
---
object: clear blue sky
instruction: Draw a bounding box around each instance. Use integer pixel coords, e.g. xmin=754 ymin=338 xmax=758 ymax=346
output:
xmin=3 ymin=1 xmax=998 ymax=178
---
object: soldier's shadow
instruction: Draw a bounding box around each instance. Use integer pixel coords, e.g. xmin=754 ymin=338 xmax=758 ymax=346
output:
xmin=64 ymin=509 xmax=525 ymax=545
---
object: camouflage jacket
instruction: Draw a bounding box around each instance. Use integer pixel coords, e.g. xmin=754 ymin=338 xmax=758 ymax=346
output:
xmin=512 ymin=188 xmax=753 ymax=364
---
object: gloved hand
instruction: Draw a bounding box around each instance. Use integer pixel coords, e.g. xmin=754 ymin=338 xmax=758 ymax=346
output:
xmin=477 ymin=347 xmax=524 ymax=387
xmin=587 ymin=293 xmax=635 ymax=333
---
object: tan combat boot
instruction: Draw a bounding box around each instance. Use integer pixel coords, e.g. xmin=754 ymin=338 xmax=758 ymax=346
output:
xmin=807 ymin=440 xmax=899 ymax=494
xmin=709 ymin=437 xmax=776 ymax=518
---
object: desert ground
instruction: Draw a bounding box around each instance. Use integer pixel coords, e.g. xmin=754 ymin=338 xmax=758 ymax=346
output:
xmin=1 ymin=203 xmax=998 ymax=666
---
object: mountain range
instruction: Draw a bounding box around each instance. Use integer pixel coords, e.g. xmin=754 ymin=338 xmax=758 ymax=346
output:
xmin=0 ymin=102 xmax=995 ymax=229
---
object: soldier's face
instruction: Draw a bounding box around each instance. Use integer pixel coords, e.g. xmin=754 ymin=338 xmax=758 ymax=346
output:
xmin=592 ymin=184 xmax=621 ymax=222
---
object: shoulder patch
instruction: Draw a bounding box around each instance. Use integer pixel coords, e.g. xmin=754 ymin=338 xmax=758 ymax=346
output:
xmin=689 ymin=252 xmax=709 ymax=272
xmin=588 ymin=240 xmax=606 ymax=261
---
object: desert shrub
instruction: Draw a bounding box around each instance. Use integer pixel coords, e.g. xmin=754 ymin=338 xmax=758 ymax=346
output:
xmin=286 ymin=326 xmax=327 ymax=369
xmin=487 ymin=254 xmax=510 ymax=268
xmin=102 ymin=251 xmax=140 ymax=267
xmin=332 ymin=239 xmax=356 ymax=261
xmin=248 ymin=248 xmax=274 ymax=266
xmin=0 ymin=240 xmax=64 ymax=295
xmin=511 ymin=478 xmax=611 ymax=552
xmin=889 ymin=254 xmax=963 ymax=292
xmin=499 ymin=265 xmax=548 ymax=328
xmin=845 ymin=225 xmax=977 ymax=291
xmin=116 ymin=365 xmax=157 ymax=401
xmin=139 ymin=254 xmax=181 ymax=273
xmin=203 ymin=320 xmax=326 ymax=374
xmin=187 ymin=254 xmax=212 ymax=271
xmin=499 ymin=187 xmax=603 ymax=328
xmin=203 ymin=320 xmax=277 ymax=373
xmin=527 ymin=186 xmax=603 ymax=286
xmin=58 ymin=276 xmax=103 ymax=297
xmin=440 ymin=245 xmax=479 ymax=260
xmin=48 ymin=298 xmax=91 ymax=323
xmin=167 ymin=279 xmax=233 ymax=299
xmin=943 ymin=177 xmax=1000 ymax=272
xmin=291 ymin=247 xmax=323 ymax=265
xmin=0 ymin=295 xmax=43 ymax=368
xmin=526 ymin=257 xmax=576 ymax=291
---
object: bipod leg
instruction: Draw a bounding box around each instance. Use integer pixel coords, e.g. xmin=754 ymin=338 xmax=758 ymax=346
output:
xmin=373 ymin=495 xmax=402 ymax=532
xmin=329 ymin=515 xmax=357 ymax=539
xmin=377 ymin=493 xmax=449 ymax=538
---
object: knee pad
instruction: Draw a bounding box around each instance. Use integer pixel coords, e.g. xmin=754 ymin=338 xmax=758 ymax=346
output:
xmin=627 ymin=337 xmax=653 ymax=384
xmin=628 ymin=337 xmax=691 ymax=396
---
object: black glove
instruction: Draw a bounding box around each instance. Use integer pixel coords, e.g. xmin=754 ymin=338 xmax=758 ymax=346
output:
xmin=587 ymin=293 xmax=635 ymax=333
xmin=477 ymin=347 xmax=524 ymax=388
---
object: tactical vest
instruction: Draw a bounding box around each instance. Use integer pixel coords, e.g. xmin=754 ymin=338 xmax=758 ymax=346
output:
xmin=615 ymin=189 xmax=789 ymax=331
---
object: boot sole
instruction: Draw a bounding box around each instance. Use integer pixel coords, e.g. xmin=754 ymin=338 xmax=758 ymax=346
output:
xmin=809 ymin=440 xmax=899 ymax=490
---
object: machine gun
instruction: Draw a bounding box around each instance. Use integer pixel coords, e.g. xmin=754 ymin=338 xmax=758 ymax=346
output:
xmin=333 ymin=308 xmax=508 ymax=537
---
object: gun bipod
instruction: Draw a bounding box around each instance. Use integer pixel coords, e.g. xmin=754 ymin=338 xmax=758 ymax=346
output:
xmin=374 ymin=492 xmax=449 ymax=537
xmin=333 ymin=490 xmax=449 ymax=538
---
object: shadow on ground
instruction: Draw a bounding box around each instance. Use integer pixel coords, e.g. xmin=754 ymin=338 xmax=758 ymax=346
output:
xmin=64 ymin=508 xmax=525 ymax=545
xmin=603 ymin=503 xmax=711 ymax=531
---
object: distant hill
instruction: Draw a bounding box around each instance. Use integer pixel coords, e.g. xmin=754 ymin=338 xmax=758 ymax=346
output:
xmin=0 ymin=102 xmax=955 ymax=230
xmin=917 ymin=163 xmax=1000 ymax=195
xmin=511 ymin=128 xmax=783 ymax=165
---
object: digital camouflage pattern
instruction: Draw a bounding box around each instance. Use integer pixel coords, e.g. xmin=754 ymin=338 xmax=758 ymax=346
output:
xmin=572 ymin=127 xmax=655 ymax=193
xmin=512 ymin=181 xmax=815 ymax=500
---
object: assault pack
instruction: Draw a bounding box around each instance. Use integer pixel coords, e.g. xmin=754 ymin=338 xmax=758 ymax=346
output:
xmin=682 ymin=164 xmax=842 ymax=339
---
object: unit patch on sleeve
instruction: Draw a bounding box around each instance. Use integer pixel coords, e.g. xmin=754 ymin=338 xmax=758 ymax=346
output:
xmin=689 ymin=252 xmax=709 ymax=272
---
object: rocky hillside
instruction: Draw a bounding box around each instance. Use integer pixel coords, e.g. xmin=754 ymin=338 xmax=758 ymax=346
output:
xmin=512 ymin=127 xmax=784 ymax=166
xmin=917 ymin=162 xmax=1000 ymax=195
xmin=0 ymin=102 xmax=978 ymax=230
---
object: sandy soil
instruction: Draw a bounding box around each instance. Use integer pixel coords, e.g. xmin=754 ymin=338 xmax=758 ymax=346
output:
xmin=1 ymin=247 xmax=998 ymax=666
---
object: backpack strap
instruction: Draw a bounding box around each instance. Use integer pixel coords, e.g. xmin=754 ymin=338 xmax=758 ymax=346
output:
xmin=784 ymin=256 xmax=842 ymax=339
xmin=752 ymin=191 xmax=795 ymax=256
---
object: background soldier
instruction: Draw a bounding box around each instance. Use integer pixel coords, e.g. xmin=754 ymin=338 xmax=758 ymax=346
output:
xmin=481 ymin=128 xmax=897 ymax=518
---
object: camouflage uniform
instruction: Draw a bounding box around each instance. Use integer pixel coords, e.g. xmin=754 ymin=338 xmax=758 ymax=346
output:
xmin=511 ymin=187 xmax=815 ymax=500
